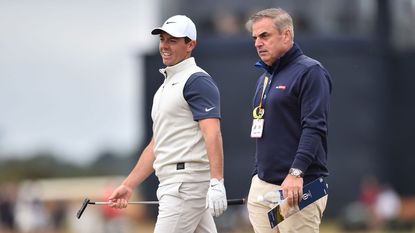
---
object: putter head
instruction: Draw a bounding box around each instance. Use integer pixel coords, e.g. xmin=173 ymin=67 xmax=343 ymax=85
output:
xmin=76 ymin=198 xmax=90 ymax=219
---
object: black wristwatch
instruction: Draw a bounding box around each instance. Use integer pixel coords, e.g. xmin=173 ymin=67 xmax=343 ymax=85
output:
xmin=289 ymin=168 xmax=304 ymax=178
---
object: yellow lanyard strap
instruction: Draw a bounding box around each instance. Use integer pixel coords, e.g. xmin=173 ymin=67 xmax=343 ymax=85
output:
xmin=252 ymin=76 xmax=269 ymax=119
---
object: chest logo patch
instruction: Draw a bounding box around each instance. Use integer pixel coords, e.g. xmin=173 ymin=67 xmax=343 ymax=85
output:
xmin=276 ymin=85 xmax=286 ymax=90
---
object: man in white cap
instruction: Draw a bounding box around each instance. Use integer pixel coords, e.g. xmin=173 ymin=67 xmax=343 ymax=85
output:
xmin=108 ymin=15 xmax=227 ymax=233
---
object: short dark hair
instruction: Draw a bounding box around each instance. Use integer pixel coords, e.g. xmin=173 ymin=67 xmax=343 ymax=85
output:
xmin=184 ymin=37 xmax=192 ymax=44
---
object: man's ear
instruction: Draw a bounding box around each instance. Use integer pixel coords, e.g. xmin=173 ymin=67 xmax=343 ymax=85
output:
xmin=283 ymin=29 xmax=292 ymax=44
xmin=187 ymin=40 xmax=196 ymax=52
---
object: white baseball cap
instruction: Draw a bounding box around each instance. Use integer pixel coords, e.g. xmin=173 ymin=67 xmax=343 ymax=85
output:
xmin=151 ymin=15 xmax=197 ymax=41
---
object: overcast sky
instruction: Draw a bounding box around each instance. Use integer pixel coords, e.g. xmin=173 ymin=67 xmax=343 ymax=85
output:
xmin=0 ymin=1 xmax=160 ymax=164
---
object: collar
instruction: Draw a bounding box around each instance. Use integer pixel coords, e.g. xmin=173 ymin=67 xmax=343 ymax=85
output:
xmin=159 ymin=57 xmax=196 ymax=78
xmin=255 ymin=43 xmax=303 ymax=74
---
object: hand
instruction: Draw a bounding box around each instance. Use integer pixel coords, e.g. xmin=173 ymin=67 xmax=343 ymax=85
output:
xmin=281 ymin=175 xmax=303 ymax=208
xmin=206 ymin=178 xmax=227 ymax=217
xmin=108 ymin=184 xmax=133 ymax=209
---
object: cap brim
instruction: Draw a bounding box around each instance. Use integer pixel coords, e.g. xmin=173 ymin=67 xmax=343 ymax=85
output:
xmin=151 ymin=28 xmax=164 ymax=35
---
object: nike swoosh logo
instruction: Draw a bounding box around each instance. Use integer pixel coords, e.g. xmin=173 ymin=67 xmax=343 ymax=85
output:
xmin=166 ymin=21 xmax=176 ymax=24
xmin=205 ymin=107 xmax=215 ymax=112
xmin=172 ymin=82 xmax=179 ymax=86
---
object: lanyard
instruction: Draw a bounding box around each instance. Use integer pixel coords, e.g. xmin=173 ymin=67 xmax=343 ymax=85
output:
xmin=260 ymin=76 xmax=273 ymax=108
xmin=253 ymin=75 xmax=272 ymax=119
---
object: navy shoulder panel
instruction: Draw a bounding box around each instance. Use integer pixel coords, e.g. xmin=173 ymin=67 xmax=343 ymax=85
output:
xmin=183 ymin=72 xmax=221 ymax=121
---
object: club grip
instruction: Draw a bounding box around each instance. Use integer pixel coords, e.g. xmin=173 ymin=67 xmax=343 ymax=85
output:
xmin=227 ymin=198 xmax=245 ymax=205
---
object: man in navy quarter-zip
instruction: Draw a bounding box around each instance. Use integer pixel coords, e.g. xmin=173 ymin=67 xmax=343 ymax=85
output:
xmin=108 ymin=15 xmax=227 ymax=233
xmin=245 ymin=8 xmax=332 ymax=233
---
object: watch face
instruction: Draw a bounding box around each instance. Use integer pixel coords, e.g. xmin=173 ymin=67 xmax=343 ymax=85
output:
xmin=290 ymin=168 xmax=303 ymax=177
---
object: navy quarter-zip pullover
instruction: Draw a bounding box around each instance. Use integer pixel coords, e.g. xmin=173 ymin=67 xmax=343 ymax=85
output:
xmin=252 ymin=43 xmax=332 ymax=185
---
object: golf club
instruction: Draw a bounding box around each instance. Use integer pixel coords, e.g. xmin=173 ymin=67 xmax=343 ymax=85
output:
xmin=77 ymin=197 xmax=246 ymax=219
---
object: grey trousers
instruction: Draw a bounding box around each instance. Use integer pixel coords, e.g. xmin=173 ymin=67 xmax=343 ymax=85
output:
xmin=154 ymin=181 xmax=217 ymax=233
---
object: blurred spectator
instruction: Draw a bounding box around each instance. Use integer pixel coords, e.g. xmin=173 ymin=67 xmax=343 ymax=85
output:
xmin=340 ymin=175 xmax=380 ymax=230
xmin=50 ymin=201 xmax=67 ymax=233
xmin=359 ymin=175 xmax=380 ymax=228
xmin=342 ymin=176 xmax=403 ymax=231
xmin=359 ymin=175 xmax=380 ymax=207
xmin=0 ymin=184 xmax=15 ymax=232
xmin=14 ymin=181 xmax=49 ymax=233
xmin=374 ymin=184 xmax=401 ymax=228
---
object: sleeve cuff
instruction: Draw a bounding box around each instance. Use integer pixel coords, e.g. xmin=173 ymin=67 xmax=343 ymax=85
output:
xmin=291 ymin=153 xmax=311 ymax=173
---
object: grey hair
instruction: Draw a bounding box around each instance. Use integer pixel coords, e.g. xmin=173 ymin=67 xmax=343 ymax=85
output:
xmin=245 ymin=8 xmax=294 ymax=39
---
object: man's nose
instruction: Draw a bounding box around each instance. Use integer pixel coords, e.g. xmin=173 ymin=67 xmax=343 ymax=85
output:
xmin=255 ymin=38 xmax=263 ymax=48
xmin=160 ymin=41 xmax=169 ymax=49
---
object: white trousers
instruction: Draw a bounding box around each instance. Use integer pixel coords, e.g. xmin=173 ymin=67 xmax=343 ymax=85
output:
xmin=247 ymin=175 xmax=328 ymax=233
xmin=154 ymin=181 xmax=217 ymax=233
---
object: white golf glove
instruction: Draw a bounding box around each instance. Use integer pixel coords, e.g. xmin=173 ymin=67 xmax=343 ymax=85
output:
xmin=206 ymin=178 xmax=227 ymax=217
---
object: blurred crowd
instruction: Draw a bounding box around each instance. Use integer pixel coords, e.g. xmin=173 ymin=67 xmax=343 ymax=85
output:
xmin=0 ymin=181 xmax=68 ymax=233
xmin=2 ymin=176 xmax=415 ymax=233
xmin=0 ymin=178 xmax=253 ymax=233
xmin=0 ymin=180 xmax=134 ymax=233
xmin=341 ymin=175 xmax=415 ymax=232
